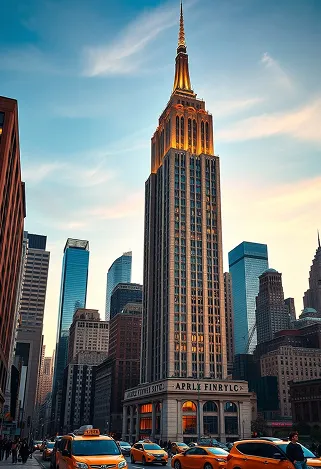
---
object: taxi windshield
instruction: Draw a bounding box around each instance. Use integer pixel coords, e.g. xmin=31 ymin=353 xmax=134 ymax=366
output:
xmin=278 ymin=444 xmax=316 ymax=459
xmin=206 ymin=448 xmax=228 ymax=456
xmin=72 ymin=440 xmax=121 ymax=456
xmin=143 ymin=444 xmax=161 ymax=450
xmin=46 ymin=443 xmax=55 ymax=449
xmin=177 ymin=443 xmax=187 ymax=447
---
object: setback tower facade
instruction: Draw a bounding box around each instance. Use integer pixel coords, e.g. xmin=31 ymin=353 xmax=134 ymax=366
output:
xmin=105 ymin=252 xmax=132 ymax=320
xmin=123 ymin=3 xmax=254 ymax=443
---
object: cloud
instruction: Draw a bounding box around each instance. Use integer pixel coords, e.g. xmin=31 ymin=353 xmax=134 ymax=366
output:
xmin=212 ymin=97 xmax=264 ymax=117
xmin=92 ymin=190 xmax=144 ymax=220
xmin=22 ymin=159 xmax=115 ymax=187
xmin=83 ymin=1 xmax=181 ymax=77
xmin=260 ymin=52 xmax=293 ymax=89
xmin=0 ymin=46 xmax=60 ymax=74
xmin=218 ymin=98 xmax=321 ymax=143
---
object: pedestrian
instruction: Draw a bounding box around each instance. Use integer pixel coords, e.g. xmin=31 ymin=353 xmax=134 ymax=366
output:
xmin=286 ymin=432 xmax=307 ymax=469
xmin=6 ymin=439 xmax=12 ymax=460
xmin=11 ymin=440 xmax=18 ymax=464
xmin=20 ymin=440 xmax=29 ymax=464
xmin=0 ymin=438 xmax=6 ymax=460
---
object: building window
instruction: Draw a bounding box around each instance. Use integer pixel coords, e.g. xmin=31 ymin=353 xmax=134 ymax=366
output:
xmin=182 ymin=416 xmax=197 ymax=434
xmin=182 ymin=401 xmax=197 ymax=412
xmin=140 ymin=403 xmax=152 ymax=413
xmin=203 ymin=401 xmax=218 ymax=412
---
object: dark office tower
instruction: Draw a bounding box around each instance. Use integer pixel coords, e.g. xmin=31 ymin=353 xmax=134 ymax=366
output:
xmin=105 ymin=252 xmax=132 ymax=320
xmin=285 ymin=298 xmax=296 ymax=320
xmin=94 ymin=304 xmax=142 ymax=435
xmin=110 ymin=283 xmax=142 ymax=319
xmin=256 ymin=269 xmax=290 ymax=345
xmin=141 ymin=3 xmax=226 ymax=385
xmin=52 ymin=239 xmax=89 ymax=432
xmin=224 ymin=273 xmax=234 ymax=375
xmin=303 ymin=235 xmax=321 ymax=314
xmin=14 ymin=232 xmax=50 ymax=432
xmin=229 ymin=242 xmax=269 ymax=355
xmin=0 ymin=96 xmax=26 ymax=410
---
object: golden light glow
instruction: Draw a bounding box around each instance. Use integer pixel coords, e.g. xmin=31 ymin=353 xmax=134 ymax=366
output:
xmin=182 ymin=401 xmax=197 ymax=412
xmin=178 ymin=1 xmax=186 ymax=49
xmin=140 ymin=403 xmax=153 ymax=413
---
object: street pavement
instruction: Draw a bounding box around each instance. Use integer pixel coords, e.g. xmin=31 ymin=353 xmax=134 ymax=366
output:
xmin=0 ymin=454 xmax=42 ymax=469
xmin=33 ymin=452 xmax=170 ymax=469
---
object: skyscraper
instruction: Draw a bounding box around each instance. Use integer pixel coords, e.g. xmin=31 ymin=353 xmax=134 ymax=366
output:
xmin=52 ymin=238 xmax=89 ymax=431
xmin=110 ymin=283 xmax=142 ymax=319
xmin=224 ymin=272 xmax=234 ymax=374
xmin=14 ymin=232 xmax=50 ymax=431
xmin=303 ymin=235 xmax=321 ymax=314
xmin=105 ymin=252 xmax=132 ymax=320
xmin=229 ymin=242 xmax=269 ymax=354
xmin=123 ymin=3 xmax=254 ymax=443
xmin=256 ymin=269 xmax=290 ymax=345
xmin=0 ymin=96 xmax=26 ymax=410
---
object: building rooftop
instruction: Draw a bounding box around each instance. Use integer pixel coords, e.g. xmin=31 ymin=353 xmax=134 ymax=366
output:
xmin=64 ymin=238 xmax=89 ymax=252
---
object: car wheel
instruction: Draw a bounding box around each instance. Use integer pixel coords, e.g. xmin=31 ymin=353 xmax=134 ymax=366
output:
xmin=131 ymin=455 xmax=135 ymax=464
xmin=174 ymin=461 xmax=181 ymax=469
xmin=142 ymin=456 xmax=146 ymax=465
xmin=204 ymin=464 xmax=212 ymax=469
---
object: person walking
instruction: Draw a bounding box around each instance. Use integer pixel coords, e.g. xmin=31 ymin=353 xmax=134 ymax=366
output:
xmin=6 ymin=439 xmax=11 ymax=460
xmin=286 ymin=432 xmax=307 ymax=469
xmin=20 ymin=440 xmax=29 ymax=464
xmin=11 ymin=440 xmax=18 ymax=464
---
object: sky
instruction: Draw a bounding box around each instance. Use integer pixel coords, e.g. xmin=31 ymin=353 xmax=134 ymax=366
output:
xmin=1 ymin=0 xmax=321 ymax=354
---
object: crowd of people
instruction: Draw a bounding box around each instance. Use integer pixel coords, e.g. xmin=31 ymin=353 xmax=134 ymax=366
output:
xmin=0 ymin=438 xmax=33 ymax=464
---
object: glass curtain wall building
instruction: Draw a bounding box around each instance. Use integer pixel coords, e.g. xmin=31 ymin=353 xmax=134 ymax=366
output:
xmin=228 ymin=242 xmax=268 ymax=354
xmin=52 ymin=239 xmax=89 ymax=431
xmin=105 ymin=252 xmax=132 ymax=320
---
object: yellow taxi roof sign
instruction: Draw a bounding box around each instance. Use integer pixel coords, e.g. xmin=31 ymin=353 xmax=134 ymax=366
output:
xmin=83 ymin=429 xmax=100 ymax=436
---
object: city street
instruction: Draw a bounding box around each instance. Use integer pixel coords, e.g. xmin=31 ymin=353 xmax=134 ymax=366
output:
xmin=33 ymin=452 xmax=169 ymax=469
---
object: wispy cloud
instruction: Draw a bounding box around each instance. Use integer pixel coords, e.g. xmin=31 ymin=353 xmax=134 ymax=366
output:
xmin=0 ymin=45 xmax=61 ymax=74
xmin=212 ymin=97 xmax=264 ymax=117
xmin=92 ymin=191 xmax=144 ymax=220
xmin=218 ymin=98 xmax=321 ymax=143
xmin=22 ymin=161 xmax=115 ymax=187
xmin=260 ymin=52 xmax=293 ymax=89
xmin=83 ymin=1 xmax=184 ymax=77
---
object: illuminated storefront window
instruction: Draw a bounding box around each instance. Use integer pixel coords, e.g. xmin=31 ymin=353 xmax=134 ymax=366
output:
xmin=140 ymin=403 xmax=152 ymax=413
xmin=182 ymin=401 xmax=197 ymax=412
xmin=183 ymin=416 xmax=197 ymax=434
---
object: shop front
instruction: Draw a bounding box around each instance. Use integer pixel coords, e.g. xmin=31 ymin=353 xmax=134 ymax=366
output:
xmin=122 ymin=378 xmax=256 ymax=443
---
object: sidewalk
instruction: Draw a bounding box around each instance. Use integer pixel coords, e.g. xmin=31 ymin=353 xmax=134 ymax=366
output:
xmin=0 ymin=457 xmax=41 ymax=469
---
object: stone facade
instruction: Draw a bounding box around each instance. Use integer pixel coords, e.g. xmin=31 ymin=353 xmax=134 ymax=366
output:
xmin=122 ymin=378 xmax=255 ymax=443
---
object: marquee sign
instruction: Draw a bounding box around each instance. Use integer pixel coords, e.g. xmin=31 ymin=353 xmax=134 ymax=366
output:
xmin=124 ymin=379 xmax=248 ymax=400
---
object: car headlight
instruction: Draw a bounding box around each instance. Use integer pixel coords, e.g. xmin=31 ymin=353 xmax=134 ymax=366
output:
xmin=118 ymin=461 xmax=127 ymax=469
xmin=146 ymin=453 xmax=154 ymax=457
xmin=76 ymin=463 xmax=88 ymax=469
xmin=215 ymin=458 xmax=225 ymax=462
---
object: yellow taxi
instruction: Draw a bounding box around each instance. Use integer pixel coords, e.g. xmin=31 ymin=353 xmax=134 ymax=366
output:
xmin=171 ymin=446 xmax=228 ymax=469
xmin=43 ymin=442 xmax=55 ymax=461
xmin=56 ymin=426 xmax=127 ymax=469
xmin=227 ymin=439 xmax=321 ymax=468
xmin=171 ymin=443 xmax=189 ymax=455
xmin=130 ymin=440 xmax=168 ymax=465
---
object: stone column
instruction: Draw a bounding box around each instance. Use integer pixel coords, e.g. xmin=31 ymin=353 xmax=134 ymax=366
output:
xmin=177 ymin=400 xmax=183 ymax=441
xmin=122 ymin=406 xmax=127 ymax=439
xmin=136 ymin=407 xmax=140 ymax=441
xmin=151 ymin=402 xmax=156 ymax=440
xmin=129 ymin=406 xmax=135 ymax=443
xmin=199 ymin=400 xmax=204 ymax=437
xmin=219 ymin=401 xmax=225 ymax=442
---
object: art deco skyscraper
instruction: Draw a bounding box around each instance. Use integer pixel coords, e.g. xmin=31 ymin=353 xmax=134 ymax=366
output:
xmin=303 ymin=235 xmax=321 ymax=314
xmin=141 ymin=4 xmax=227 ymax=383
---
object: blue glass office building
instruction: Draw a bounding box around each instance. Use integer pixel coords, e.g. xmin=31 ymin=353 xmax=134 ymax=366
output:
xmin=52 ymin=239 xmax=89 ymax=407
xmin=105 ymin=251 xmax=132 ymax=320
xmin=228 ymin=242 xmax=268 ymax=354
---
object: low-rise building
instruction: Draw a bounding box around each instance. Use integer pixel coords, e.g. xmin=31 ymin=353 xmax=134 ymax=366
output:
xmin=290 ymin=379 xmax=321 ymax=427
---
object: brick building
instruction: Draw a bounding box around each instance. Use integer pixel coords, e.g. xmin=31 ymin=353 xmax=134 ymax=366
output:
xmin=0 ymin=96 xmax=26 ymax=409
xmin=94 ymin=304 xmax=142 ymax=436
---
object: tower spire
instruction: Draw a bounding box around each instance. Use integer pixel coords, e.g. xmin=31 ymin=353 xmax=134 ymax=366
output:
xmin=173 ymin=0 xmax=195 ymax=96
xmin=178 ymin=0 xmax=186 ymax=52
xmin=318 ymin=229 xmax=320 ymax=248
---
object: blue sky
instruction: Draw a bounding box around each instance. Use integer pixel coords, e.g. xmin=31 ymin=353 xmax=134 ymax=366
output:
xmin=1 ymin=0 xmax=320 ymax=353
